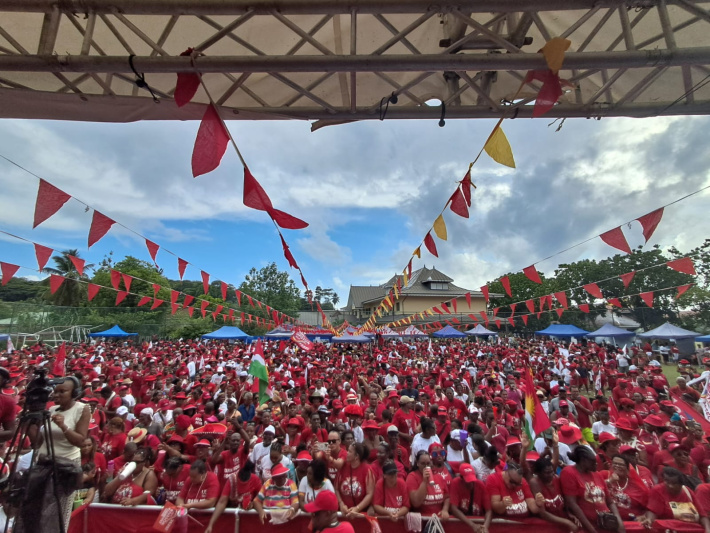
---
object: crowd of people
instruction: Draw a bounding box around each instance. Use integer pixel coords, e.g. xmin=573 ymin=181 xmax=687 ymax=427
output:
xmin=1 ymin=335 xmax=710 ymax=533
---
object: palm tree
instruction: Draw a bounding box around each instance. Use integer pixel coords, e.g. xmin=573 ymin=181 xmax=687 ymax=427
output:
xmin=43 ymin=249 xmax=94 ymax=307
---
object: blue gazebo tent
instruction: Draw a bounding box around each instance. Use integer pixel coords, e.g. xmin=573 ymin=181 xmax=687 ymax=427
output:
xmin=535 ymin=324 xmax=589 ymax=338
xmin=465 ymin=324 xmax=498 ymax=337
xmin=697 ymin=335 xmax=710 ymax=343
xmin=585 ymin=323 xmax=635 ymax=338
xmin=88 ymin=325 xmax=138 ymax=337
xmin=264 ymin=326 xmax=294 ymax=340
xmin=432 ymin=325 xmax=467 ymax=338
xmin=331 ymin=334 xmax=372 ymax=343
xmin=202 ymin=326 xmax=249 ymax=340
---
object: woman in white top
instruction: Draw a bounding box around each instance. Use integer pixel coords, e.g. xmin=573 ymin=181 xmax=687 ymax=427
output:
xmin=298 ymin=459 xmax=335 ymax=509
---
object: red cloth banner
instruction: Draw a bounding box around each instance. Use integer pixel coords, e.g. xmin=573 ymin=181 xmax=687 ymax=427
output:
xmin=87 ymin=283 xmax=100 ymax=301
xmin=121 ymin=274 xmax=133 ymax=292
xmin=151 ymin=298 xmax=164 ymax=310
xmin=579 ymin=303 xmax=590 ymax=313
xmin=441 ymin=303 xmax=451 ymax=314
xmin=554 ymin=291 xmax=568 ymax=309
xmin=34 ymin=243 xmax=53 ymax=271
xmin=174 ymin=49 xmax=201 ymax=107
xmin=171 ymin=290 xmax=179 ymax=305
xmin=172 ymin=303 xmax=179 ymax=315
xmin=153 ymin=283 xmax=161 ymax=297
xmin=293 ymin=329 xmax=314 ymax=351
xmin=620 ymin=271 xmax=635 ymax=289
xmin=640 ymin=291 xmax=654 ymax=307
xmin=461 ymin=171 xmax=472 ymax=206
xmin=192 ymin=104 xmax=229 ymax=178
xmin=201 ymin=300 xmax=209 ymax=318
xmin=33 ymin=178 xmax=71 ymax=228
xmin=423 ymin=232 xmax=438 ymax=257
xmin=667 ymin=257 xmax=696 ymax=275
xmin=522 ymin=315 xmax=529 ymax=325
xmin=182 ymin=294 xmax=194 ymax=308
xmin=280 ymin=235 xmax=299 ymax=269
xmin=115 ymin=291 xmax=128 ymax=306
xmin=145 ymin=239 xmax=160 ymax=263
xmin=449 ymin=186 xmax=469 ymax=218
xmin=137 ymin=296 xmax=151 ymax=306
xmin=220 ymin=281 xmax=228 ymax=301
xmin=608 ymin=298 xmax=622 ymax=307
xmin=555 ymin=308 xmax=563 ymax=318
xmin=500 ymin=276 xmax=512 ymax=297
xmin=201 ymin=271 xmax=210 ymax=294
xmin=465 ymin=292 xmax=472 ymax=308
xmin=480 ymin=286 xmax=489 ymax=303
xmin=110 ymin=269 xmax=121 ymax=290
xmin=525 ymin=69 xmax=564 ymax=117
xmin=243 ymin=167 xmax=308 ymax=229
xmin=0 ymin=262 xmax=19 ymax=286
xmin=523 ymin=265 xmax=542 ymax=284
xmin=583 ymin=283 xmax=603 ymax=299
xmin=600 ymin=226 xmax=632 ymax=254
xmin=69 ymin=255 xmax=85 ymax=277
xmin=50 ymin=274 xmax=64 ymax=294
xmin=178 ymin=258 xmax=188 ymax=279
xmin=525 ymin=299 xmax=535 ymax=314
xmin=235 ymin=290 xmax=242 ymax=306
xmin=676 ymin=284 xmax=692 ymax=299
xmin=88 ymin=211 xmax=115 ymax=248
xmin=637 ymin=207 xmax=664 ymax=242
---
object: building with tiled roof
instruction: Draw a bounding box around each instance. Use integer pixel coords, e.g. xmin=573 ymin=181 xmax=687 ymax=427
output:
xmin=344 ymin=266 xmax=490 ymax=325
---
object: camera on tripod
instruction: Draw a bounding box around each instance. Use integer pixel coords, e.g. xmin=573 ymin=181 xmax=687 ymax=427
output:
xmin=24 ymin=368 xmax=55 ymax=415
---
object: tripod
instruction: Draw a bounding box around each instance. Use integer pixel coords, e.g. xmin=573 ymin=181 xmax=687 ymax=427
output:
xmin=1 ymin=407 xmax=67 ymax=533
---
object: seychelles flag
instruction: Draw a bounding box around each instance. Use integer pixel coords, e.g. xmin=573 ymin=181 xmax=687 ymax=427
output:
xmin=524 ymin=367 xmax=551 ymax=446
xmin=248 ymin=340 xmax=271 ymax=405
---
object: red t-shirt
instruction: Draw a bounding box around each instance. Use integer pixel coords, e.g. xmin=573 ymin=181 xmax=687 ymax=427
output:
xmin=337 ymin=462 xmax=373 ymax=508
xmin=598 ymin=470 xmax=649 ymax=520
xmin=111 ymin=480 xmax=145 ymax=504
xmin=327 ymin=448 xmax=348 ymax=481
xmin=392 ymin=409 xmax=419 ymax=446
xmin=161 ymin=464 xmax=191 ymax=503
xmin=82 ymin=452 xmax=107 ymax=480
xmin=449 ymin=477 xmax=489 ymax=516
xmin=485 ymin=472 xmax=533 ymax=517
xmin=373 ymin=478 xmax=410 ymax=511
xmin=222 ymin=474 xmax=262 ymax=508
xmin=646 ymin=483 xmax=700 ymax=520
xmin=101 ymin=432 xmax=126 ymax=461
xmin=694 ymin=483 xmax=710 ymax=516
xmin=536 ymin=476 xmax=566 ymax=517
xmin=406 ymin=470 xmax=447 ymax=516
xmin=178 ymin=471 xmax=220 ymax=504
xmin=219 ymin=445 xmax=249 ymax=485
xmin=559 ymin=466 xmax=610 ymax=522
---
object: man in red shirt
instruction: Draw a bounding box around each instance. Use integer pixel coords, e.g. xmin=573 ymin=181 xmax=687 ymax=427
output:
xmin=305 ymin=489 xmax=355 ymax=533
xmin=392 ymin=396 xmax=418 ymax=453
xmin=439 ymin=388 xmax=467 ymax=423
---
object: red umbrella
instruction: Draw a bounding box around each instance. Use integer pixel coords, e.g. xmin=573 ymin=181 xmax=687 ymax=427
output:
xmin=189 ymin=422 xmax=228 ymax=438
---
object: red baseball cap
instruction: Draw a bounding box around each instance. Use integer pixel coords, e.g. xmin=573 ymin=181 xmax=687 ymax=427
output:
xmin=304 ymin=490 xmax=339 ymax=513
xmin=459 ymin=463 xmax=477 ymax=483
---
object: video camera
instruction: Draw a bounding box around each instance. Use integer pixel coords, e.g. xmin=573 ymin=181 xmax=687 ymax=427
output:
xmin=24 ymin=368 xmax=54 ymax=414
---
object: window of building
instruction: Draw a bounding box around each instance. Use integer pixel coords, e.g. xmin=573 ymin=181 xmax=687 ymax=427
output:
xmin=429 ymin=282 xmax=449 ymax=290
xmin=396 ymin=302 xmax=400 ymax=311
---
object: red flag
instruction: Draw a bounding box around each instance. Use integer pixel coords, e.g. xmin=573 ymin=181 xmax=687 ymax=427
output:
xmin=480 ymin=286 xmax=489 ymax=303
xmin=201 ymin=300 xmax=209 ymax=318
xmin=247 ymin=295 xmax=254 ymax=307
xmin=145 ymin=239 xmax=160 ymax=263
xmin=640 ymin=291 xmax=654 ymax=307
xmin=153 ymin=283 xmax=161 ymax=297
xmin=115 ymin=291 xmax=128 ymax=306
xmin=178 ymin=258 xmax=188 ymax=279
xmin=468 ymin=314 xmax=478 ymax=322
xmin=151 ymin=298 xmax=164 ymax=310
xmin=554 ymin=291 xmax=568 ymax=309
xmin=121 ymin=274 xmax=132 ymax=292
xmin=87 ymin=283 xmax=100 ymax=301
xmin=220 ymin=281 xmax=228 ymax=301
xmin=235 ymin=290 xmax=242 ymax=306
xmin=201 ymin=271 xmax=210 ymax=294
xmin=525 ymin=69 xmax=564 ymax=117
xmin=171 ymin=303 xmax=179 ymax=315
xmin=479 ymin=311 xmax=488 ymax=323
xmin=192 ymin=104 xmax=229 ymax=178
xmin=620 ymin=271 xmax=636 ymax=289
xmin=432 ymin=306 xmax=443 ymax=315
xmin=525 ymin=368 xmax=551 ymax=433
xmin=182 ymin=294 xmax=194 ymax=308
xmin=110 ymin=270 xmax=121 ymax=290
xmin=525 ymin=299 xmax=535 ymax=314
xmin=170 ymin=290 xmax=179 ymax=305
xmin=539 ymin=296 xmax=546 ymax=311
xmin=500 ymin=276 xmax=512 ymax=297
xmin=507 ymin=317 xmax=515 ymax=327
xmin=494 ymin=319 xmax=502 ymax=329
xmin=50 ymin=274 xmax=64 ymax=294
xmin=88 ymin=211 xmax=115 ymax=248
xmin=215 ymin=304 xmax=224 ymax=315
xmin=608 ymin=298 xmax=622 ymax=308
xmin=441 ymin=303 xmax=451 ymax=314
xmin=34 ymin=243 xmax=53 ymax=271
xmin=493 ymin=307 xmax=499 ymax=317
xmin=579 ymin=303 xmax=590 ymax=313
xmin=33 ymin=179 xmax=71 ymax=228
xmin=423 ymin=232 xmax=438 ymax=257
xmin=522 ymin=315 xmax=529 ymax=325
xmin=174 ymin=49 xmax=201 ymax=107
xmin=188 ymin=306 xmax=195 ymax=317
xmin=243 ymin=167 xmax=308 ymax=229
xmin=52 ymin=343 xmax=66 ymax=377
xmin=465 ymin=292 xmax=472 ymax=308
xmin=280 ymin=235 xmax=299 ymax=269
xmin=523 ymin=265 xmax=542 ymax=284
xmin=461 ymin=171 xmax=472 ymax=206
xmin=137 ymin=296 xmax=151 ymax=307
xmin=583 ymin=283 xmax=603 ymax=299
xmin=452 ymin=299 xmax=458 ymax=313
xmin=555 ymin=308 xmax=564 ymax=318
xmin=600 ymin=227 xmax=632 ymax=254
xmin=510 ymin=303 xmax=517 ymax=317
xmin=677 ymin=285 xmax=692 ymax=299
xmin=636 ymin=208 xmax=664 ymax=242
xmin=449 ymin=187 xmax=469 ymax=218
xmin=667 ymin=257 xmax=696 ymax=275
xmin=0 ymin=263 xmax=20 ymax=286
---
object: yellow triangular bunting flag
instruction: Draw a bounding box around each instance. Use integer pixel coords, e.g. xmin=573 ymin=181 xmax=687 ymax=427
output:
xmin=433 ymin=214 xmax=448 ymax=241
xmin=413 ymin=247 xmax=421 ymax=258
xmin=484 ymin=126 xmax=516 ymax=168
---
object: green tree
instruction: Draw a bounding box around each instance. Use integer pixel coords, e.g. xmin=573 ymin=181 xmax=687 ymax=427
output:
xmin=89 ymin=256 xmax=173 ymax=308
xmin=42 ymin=249 xmax=94 ymax=307
xmin=0 ymin=277 xmax=44 ymax=302
xmin=239 ymin=263 xmax=301 ymax=318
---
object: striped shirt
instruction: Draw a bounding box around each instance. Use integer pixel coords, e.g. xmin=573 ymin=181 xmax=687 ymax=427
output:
xmin=257 ymin=479 xmax=298 ymax=510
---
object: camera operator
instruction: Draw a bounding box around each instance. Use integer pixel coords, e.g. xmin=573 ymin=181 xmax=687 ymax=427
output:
xmin=0 ymin=367 xmax=17 ymax=442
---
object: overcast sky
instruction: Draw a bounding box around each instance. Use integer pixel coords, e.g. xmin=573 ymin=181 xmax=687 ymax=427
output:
xmin=1 ymin=113 xmax=709 ymax=301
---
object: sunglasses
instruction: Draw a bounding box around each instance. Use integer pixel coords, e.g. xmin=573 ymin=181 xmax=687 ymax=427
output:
xmin=328 ymin=439 xmax=340 ymax=444
xmin=430 ymin=451 xmax=446 ymax=458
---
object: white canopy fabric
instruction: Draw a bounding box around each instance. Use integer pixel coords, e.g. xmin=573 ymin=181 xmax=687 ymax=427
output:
xmin=465 ymin=324 xmax=498 ymax=336
xmin=638 ymin=322 xmax=700 ymax=340
xmin=401 ymin=325 xmax=427 ymax=337
xmin=2 ymin=1 xmax=710 ymax=125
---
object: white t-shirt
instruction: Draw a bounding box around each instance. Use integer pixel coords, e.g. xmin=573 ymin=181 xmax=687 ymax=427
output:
xmin=410 ymin=433 xmax=441 ymax=464
xmin=471 ymin=457 xmax=496 ymax=482
xmin=298 ymin=478 xmax=335 ymax=503
xmin=592 ymin=420 xmax=617 ymax=436
xmin=533 ymin=438 xmax=574 ymax=465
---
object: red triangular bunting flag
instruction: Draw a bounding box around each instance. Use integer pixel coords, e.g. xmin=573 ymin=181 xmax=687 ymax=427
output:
xmin=145 ymin=239 xmax=159 ymax=263
xmin=620 ymin=271 xmax=636 ymax=289
xmin=539 ymin=296 xmax=546 ymax=311
xmin=465 ymin=292 xmax=472 ymax=308
xmin=50 ymin=274 xmax=64 ymax=294
xmin=495 ymin=319 xmax=501 ymax=329
xmin=243 ymin=167 xmax=308 ymax=229
xmin=153 ymin=283 xmax=161 ymax=297
xmin=525 ymin=299 xmax=535 ymax=314
xmin=479 ymin=311 xmax=488 ymax=323
xmin=449 ymin=187 xmax=469 ymax=218
xmin=423 ymin=232 xmax=438 ymax=257
xmin=188 ymin=306 xmax=195 ymax=317
xmin=110 ymin=269 xmax=121 ymax=290
xmin=636 ymin=208 xmax=664 ymax=242
xmin=555 ymin=308 xmax=564 ymax=318
xmin=280 ymin=235 xmax=299 ymax=269
xmin=432 ymin=307 xmax=442 ymax=315
xmin=536 ymin=312 xmax=542 ymax=319
xmin=525 ymin=69 xmax=564 ymax=117
xmin=640 ymin=291 xmax=654 ymax=307
xmin=452 ymin=299 xmax=458 ymax=313
xmin=247 ymin=295 xmax=254 ymax=307
xmin=87 ymin=283 xmax=100 ymax=301
xmin=554 ymin=292 xmax=568 ymax=309
xmin=121 ymin=274 xmax=132 ymax=292
xmin=522 ymin=315 xmax=529 ymax=325
xmin=468 ymin=314 xmax=478 ymax=322
xmin=523 ymin=265 xmax=542 ymax=284
xmin=33 ymin=179 xmax=71 ymax=228
xmin=480 ymin=286 xmax=489 ymax=303
xmin=174 ymin=49 xmax=201 ymax=107
xmin=235 ymin=290 xmax=241 ymax=306
xmin=171 ymin=303 xmax=179 ymax=315
xmin=201 ymin=271 xmax=210 ymax=294
xmin=441 ymin=303 xmax=451 ymax=314
xmin=178 ymin=258 xmax=188 ymax=279
xmin=510 ymin=303 xmax=517 ymax=317
xmin=170 ymin=290 xmax=179 ymax=305
xmin=137 ymin=296 xmax=151 ymax=307
xmin=493 ymin=307 xmax=499 ymax=317
xmin=608 ymin=298 xmax=622 ymax=308
xmin=579 ymin=303 xmax=590 ymax=313
xmin=34 ymin=243 xmax=53 ymax=271
xmin=151 ymin=298 xmax=164 ymax=310
xmin=667 ymin=257 xmax=696 ymax=275
xmin=600 ymin=226 xmax=632 ymax=254
xmin=220 ymin=281 xmax=228 ymax=301
xmin=676 ymin=285 xmax=692 ymax=299
xmin=201 ymin=300 xmax=210 ymax=318
xmin=0 ymin=263 xmax=20 ymax=286
xmin=192 ymin=104 xmax=229 ymax=178
xmin=583 ymin=283 xmax=603 ymax=299
xmin=461 ymin=171 xmax=472 ymax=206
xmin=182 ymin=294 xmax=194 ymax=309
xmin=115 ymin=291 xmax=128 ymax=306
xmin=88 ymin=211 xmax=115 ymax=248
xmin=500 ymin=276 xmax=512 ymax=297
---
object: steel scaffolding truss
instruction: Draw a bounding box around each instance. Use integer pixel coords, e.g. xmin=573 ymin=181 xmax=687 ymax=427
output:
xmin=1 ymin=0 xmax=710 ymax=126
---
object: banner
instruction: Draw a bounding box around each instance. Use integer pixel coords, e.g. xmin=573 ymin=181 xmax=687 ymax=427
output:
xmin=292 ymin=329 xmax=314 ymax=352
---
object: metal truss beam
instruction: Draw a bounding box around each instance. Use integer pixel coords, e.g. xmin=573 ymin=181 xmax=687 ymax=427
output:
xmin=2 ymin=47 xmax=710 ymax=74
